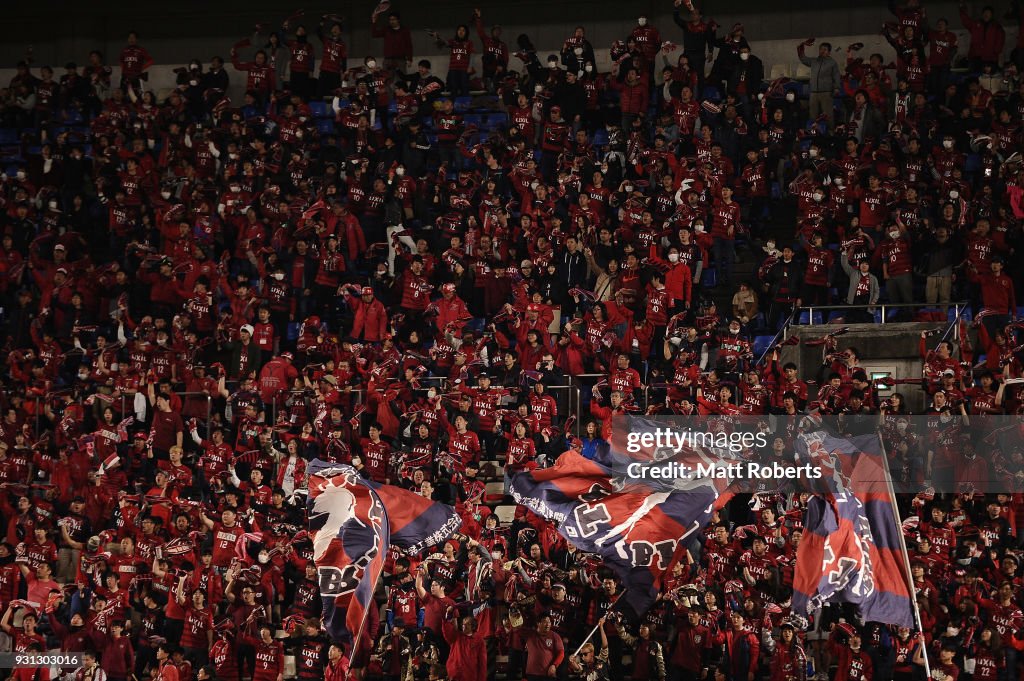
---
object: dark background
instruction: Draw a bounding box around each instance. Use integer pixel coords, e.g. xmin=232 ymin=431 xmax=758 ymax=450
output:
xmin=2 ymin=1 xmax=975 ymax=68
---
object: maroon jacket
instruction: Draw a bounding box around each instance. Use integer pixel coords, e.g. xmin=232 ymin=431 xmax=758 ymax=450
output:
xmin=372 ymin=22 xmax=413 ymax=61
xmin=443 ymin=618 xmax=488 ymax=681
xmin=959 ymin=9 xmax=1005 ymax=63
xmin=611 ymin=78 xmax=649 ymax=115
xmin=100 ymin=634 xmax=135 ymax=679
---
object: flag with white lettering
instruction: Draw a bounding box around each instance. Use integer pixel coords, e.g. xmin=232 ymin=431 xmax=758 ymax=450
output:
xmin=509 ymin=449 xmax=731 ymax=618
xmin=307 ymin=460 xmax=460 ymax=642
xmin=791 ymin=432 xmax=915 ymax=628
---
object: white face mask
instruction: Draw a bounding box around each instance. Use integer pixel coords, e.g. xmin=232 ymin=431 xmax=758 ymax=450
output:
xmin=189 ymin=79 xmax=198 ymax=86
xmin=574 ymin=47 xmax=583 ymax=56
xmin=534 ymin=84 xmax=544 ymax=94
xmin=366 ymin=60 xmax=377 ymax=69
xmin=157 ymin=339 xmax=167 ymax=346
xmin=230 ymin=185 xmax=240 ymax=193
xmin=809 ymin=148 xmax=819 ymax=158
xmin=161 ymin=191 xmax=172 ymax=200
xmin=78 ymin=372 xmax=89 ymax=382
xmin=812 ymin=193 xmax=823 ymax=202
xmin=694 ymin=224 xmax=705 ymax=233
xmin=624 ymin=185 xmax=633 ymax=193
xmin=950 ymin=190 xmax=959 ymax=199
xmin=396 ymin=167 xmax=405 ymax=177
xmin=943 ymin=140 xmax=954 ymax=149
xmin=427 ymin=388 xmax=437 ymax=400
xmin=834 ymin=178 xmax=844 ymax=187
xmin=16 ymin=171 xmax=25 ymax=181
xmin=785 ymin=93 xmax=795 ymax=102
xmin=668 ymin=252 xmax=680 ymax=263
xmin=273 ymin=272 xmax=285 ymax=281
xmin=890 ymin=231 xmax=900 ymax=240
xmin=638 ymin=17 xmax=648 ymax=26
xmin=585 ymin=64 xmax=593 ymax=73
xmin=740 ymin=52 xmax=750 ymax=61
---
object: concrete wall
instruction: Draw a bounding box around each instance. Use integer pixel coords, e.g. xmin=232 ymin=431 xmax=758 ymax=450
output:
xmin=792 ymin=322 xmax=954 ymax=411
xmin=1 ymin=1 xmax=1018 ymax=100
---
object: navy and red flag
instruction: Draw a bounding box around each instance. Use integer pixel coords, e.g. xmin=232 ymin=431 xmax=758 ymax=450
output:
xmin=307 ymin=461 xmax=461 ymax=643
xmin=509 ymin=449 xmax=731 ymax=619
xmin=791 ymin=432 xmax=915 ymax=629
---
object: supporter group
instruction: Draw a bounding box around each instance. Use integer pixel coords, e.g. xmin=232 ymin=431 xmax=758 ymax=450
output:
xmin=3 ymin=0 xmax=1024 ymax=679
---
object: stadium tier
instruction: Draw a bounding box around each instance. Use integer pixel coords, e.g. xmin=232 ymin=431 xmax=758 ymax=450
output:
xmin=0 ymin=1 xmax=1023 ymax=680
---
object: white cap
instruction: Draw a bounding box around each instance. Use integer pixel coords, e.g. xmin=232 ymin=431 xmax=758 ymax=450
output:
xmin=240 ymin=324 xmax=255 ymax=335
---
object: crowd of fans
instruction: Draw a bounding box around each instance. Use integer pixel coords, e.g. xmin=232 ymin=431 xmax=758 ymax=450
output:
xmin=3 ymin=0 xmax=1024 ymax=680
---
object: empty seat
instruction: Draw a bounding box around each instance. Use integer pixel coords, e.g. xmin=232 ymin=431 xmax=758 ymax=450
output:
xmin=316 ymin=119 xmax=335 ymax=135
xmin=797 ymin=310 xmax=823 ymax=324
xmin=769 ymin=63 xmax=792 ymax=80
xmin=701 ymin=268 xmax=716 ymax=288
xmin=493 ymin=505 xmax=517 ymax=525
xmin=794 ymin=64 xmax=812 ymax=80
xmin=752 ymin=335 xmax=775 ymax=358
xmin=309 ymin=101 xmax=331 ymax=118
xmin=454 ymin=96 xmax=472 ymax=112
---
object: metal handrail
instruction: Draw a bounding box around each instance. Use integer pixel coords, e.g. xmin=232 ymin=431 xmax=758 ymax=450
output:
xmin=797 ymin=301 xmax=969 ymax=325
xmin=757 ymin=309 xmax=798 ymax=366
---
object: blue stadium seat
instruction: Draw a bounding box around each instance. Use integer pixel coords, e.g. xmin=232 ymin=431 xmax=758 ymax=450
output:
xmin=965 ymin=154 xmax=982 ymax=173
xmin=464 ymin=113 xmax=483 ymax=128
xmin=797 ymin=311 xmax=823 ymax=324
xmin=287 ymin=323 xmax=301 ymax=342
xmin=482 ymin=112 xmax=507 ymax=129
xmin=702 ymin=86 xmax=721 ymax=102
xmin=0 ymin=129 xmax=17 ymax=145
xmin=701 ymin=268 xmax=716 ymax=288
xmin=454 ymin=96 xmax=472 ymax=112
xmin=309 ymin=101 xmax=331 ymax=119
xmin=316 ymin=119 xmax=335 ymax=135
xmin=592 ymin=128 xmax=609 ymax=147
xmin=752 ymin=335 xmax=775 ymax=359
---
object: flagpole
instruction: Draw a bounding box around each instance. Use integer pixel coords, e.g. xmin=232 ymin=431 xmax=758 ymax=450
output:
xmin=345 ymin=565 xmax=386 ymax=681
xmin=571 ymin=588 xmax=628 ymax=658
xmin=875 ymin=432 xmax=932 ymax=679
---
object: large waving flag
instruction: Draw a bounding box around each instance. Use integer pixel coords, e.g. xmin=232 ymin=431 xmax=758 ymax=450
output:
xmin=791 ymin=432 xmax=915 ymax=629
xmin=509 ymin=448 xmax=732 ymax=619
xmin=308 ymin=461 xmax=461 ymax=642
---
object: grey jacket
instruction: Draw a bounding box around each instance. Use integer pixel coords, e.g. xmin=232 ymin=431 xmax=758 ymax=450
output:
xmin=797 ymin=45 xmax=841 ymax=93
xmin=841 ymin=254 xmax=880 ymax=306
